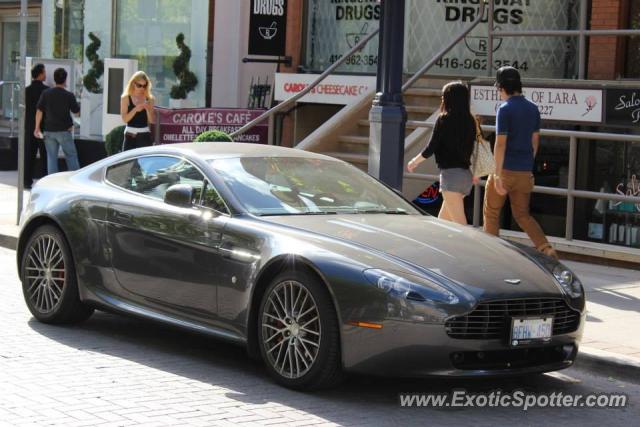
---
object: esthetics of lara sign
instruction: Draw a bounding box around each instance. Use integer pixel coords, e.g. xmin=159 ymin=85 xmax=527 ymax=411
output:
xmin=470 ymin=85 xmax=604 ymax=124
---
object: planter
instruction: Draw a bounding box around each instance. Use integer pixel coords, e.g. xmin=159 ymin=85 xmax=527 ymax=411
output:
xmin=80 ymin=92 xmax=104 ymax=137
xmin=169 ymin=98 xmax=192 ymax=109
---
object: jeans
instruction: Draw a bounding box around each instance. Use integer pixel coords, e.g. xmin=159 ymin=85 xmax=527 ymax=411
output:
xmin=483 ymin=170 xmax=550 ymax=250
xmin=43 ymin=131 xmax=80 ymax=174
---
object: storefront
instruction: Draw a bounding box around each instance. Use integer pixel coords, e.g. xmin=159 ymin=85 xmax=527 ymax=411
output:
xmin=37 ymin=0 xmax=211 ymax=108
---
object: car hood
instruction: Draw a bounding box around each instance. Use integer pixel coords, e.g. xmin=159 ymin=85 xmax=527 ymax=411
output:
xmin=261 ymin=214 xmax=562 ymax=300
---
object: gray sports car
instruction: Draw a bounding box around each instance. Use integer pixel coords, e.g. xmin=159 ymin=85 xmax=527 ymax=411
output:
xmin=17 ymin=143 xmax=585 ymax=390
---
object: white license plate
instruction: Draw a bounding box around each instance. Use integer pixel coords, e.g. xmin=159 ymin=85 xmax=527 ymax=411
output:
xmin=510 ymin=317 xmax=553 ymax=345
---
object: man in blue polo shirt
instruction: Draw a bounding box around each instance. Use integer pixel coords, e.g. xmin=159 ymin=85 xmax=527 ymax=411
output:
xmin=483 ymin=66 xmax=558 ymax=260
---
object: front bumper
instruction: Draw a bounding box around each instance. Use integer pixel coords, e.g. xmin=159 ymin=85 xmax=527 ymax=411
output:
xmin=341 ymin=312 xmax=585 ymax=378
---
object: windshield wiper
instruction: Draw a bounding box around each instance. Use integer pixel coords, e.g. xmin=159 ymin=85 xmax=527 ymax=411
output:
xmin=355 ymin=209 xmax=409 ymax=215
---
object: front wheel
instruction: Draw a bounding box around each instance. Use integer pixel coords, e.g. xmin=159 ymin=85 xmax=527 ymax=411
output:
xmin=20 ymin=225 xmax=94 ymax=324
xmin=258 ymin=270 xmax=343 ymax=390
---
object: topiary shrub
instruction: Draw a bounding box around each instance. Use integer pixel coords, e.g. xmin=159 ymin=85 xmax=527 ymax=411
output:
xmin=82 ymin=32 xmax=104 ymax=94
xmin=193 ymin=130 xmax=233 ymax=143
xmin=170 ymin=33 xmax=198 ymax=100
xmin=105 ymin=125 xmax=126 ymax=155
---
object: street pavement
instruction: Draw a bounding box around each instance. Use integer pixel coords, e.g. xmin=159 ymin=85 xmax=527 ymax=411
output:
xmin=0 ymin=246 xmax=639 ymax=426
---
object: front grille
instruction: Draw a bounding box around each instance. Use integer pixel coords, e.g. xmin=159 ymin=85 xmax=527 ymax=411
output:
xmin=450 ymin=345 xmax=576 ymax=370
xmin=445 ymin=298 xmax=581 ymax=340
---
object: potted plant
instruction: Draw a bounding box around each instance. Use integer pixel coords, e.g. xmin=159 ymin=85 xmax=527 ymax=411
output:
xmin=80 ymin=32 xmax=104 ymax=137
xmin=193 ymin=129 xmax=233 ymax=143
xmin=169 ymin=33 xmax=198 ymax=109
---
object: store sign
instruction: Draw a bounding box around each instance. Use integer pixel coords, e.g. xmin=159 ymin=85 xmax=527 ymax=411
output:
xmin=249 ymin=0 xmax=287 ymax=56
xmin=470 ymin=85 xmax=604 ymax=124
xmin=606 ymin=89 xmax=640 ymax=127
xmin=274 ymin=73 xmax=376 ymax=105
xmin=156 ymin=107 xmax=268 ymax=144
xmin=304 ymin=0 xmax=380 ymax=73
xmin=405 ymin=0 xmax=579 ymax=78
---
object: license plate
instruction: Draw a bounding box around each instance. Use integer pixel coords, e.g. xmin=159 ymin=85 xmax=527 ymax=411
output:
xmin=510 ymin=317 xmax=553 ymax=346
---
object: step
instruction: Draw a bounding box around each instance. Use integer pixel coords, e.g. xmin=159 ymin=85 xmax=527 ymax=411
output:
xmin=338 ymin=135 xmax=369 ymax=145
xmin=405 ymin=105 xmax=437 ymax=114
xmin=404 ymin=88 xmax=442 ymax=97
xmin=358 ymin=119 xmax=430 ymax=131
xmin=321 ymin=152 xmax=368 ymax=165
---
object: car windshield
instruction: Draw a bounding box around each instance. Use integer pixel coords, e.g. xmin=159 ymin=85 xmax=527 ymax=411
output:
xmin=209 ymin=157 xmax=421 ymax=216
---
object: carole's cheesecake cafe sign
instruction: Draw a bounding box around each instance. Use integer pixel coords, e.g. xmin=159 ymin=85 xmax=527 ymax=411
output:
xmin=274 ymin=73 xmax=376 ymax=105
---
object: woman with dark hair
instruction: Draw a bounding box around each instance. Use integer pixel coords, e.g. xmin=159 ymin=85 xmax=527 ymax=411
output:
xmin=407 ymin=81 xmax=476 ymax=225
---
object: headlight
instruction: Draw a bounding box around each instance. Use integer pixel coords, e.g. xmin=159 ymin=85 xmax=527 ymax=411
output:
xmin=363 ymin=269 xmax=459 ymax=305
xmin=552 ymin=265 xmax=583 ymax=298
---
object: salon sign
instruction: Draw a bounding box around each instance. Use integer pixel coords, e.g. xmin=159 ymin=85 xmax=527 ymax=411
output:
xmin=470 ymin=85 xmax=604 ymax=124
xmin=606 ymin=89 xmax=640 ymax=128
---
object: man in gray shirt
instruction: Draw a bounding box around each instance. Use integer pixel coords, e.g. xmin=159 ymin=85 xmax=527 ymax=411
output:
xmin=34 ymin=68 xmax=80 ymax=174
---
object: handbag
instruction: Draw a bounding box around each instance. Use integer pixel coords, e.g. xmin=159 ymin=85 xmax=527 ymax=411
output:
xmin=470 ymin=119 xmax=496 ymax=177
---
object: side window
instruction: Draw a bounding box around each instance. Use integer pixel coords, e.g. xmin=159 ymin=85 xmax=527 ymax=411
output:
xmin=200 ymin=180 xmax=229 ymax=214
xmin=107 ymin=156 xmax=206 ymax=202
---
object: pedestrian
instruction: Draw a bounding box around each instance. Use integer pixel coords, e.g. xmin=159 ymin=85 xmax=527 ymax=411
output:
xmin=33 ymin=68 xmax=81 ymax=174
xmin=483 ymin=66 xmax=558 ymax=260
xmin=407 ymin=81 xmax=476 ymax=225
xmin=120 ymin=71 xmax=155 ymax=151
xmin=24 ymin=63 xmax=48 ymax=188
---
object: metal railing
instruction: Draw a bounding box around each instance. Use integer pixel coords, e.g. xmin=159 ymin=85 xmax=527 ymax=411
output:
xmin=0 ymin=81 xmax=21 ymax=137
xmin=406 ymin=123 xmax=640 ymax=243
xmin=232 ymin=1 xmax=488 ymax=139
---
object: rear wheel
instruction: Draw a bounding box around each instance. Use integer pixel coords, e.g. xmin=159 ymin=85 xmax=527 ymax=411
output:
xmin=258 ymin=269 xmax=343 ymax=390
xmin=20 ymin=225 xmax=94 ymax=324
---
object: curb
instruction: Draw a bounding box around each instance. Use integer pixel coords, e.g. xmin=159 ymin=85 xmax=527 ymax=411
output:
xmin=575 ymin=346 xmax=640 ymax=383
xmin=0 ymin=232 xmax=17 ymax=251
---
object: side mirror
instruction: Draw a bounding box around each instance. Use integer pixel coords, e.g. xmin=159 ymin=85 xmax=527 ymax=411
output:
xmin=164 ymin=184 xmax=194 ymax=208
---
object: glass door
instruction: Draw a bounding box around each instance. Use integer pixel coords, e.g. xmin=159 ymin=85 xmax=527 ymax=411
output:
xmin=1 ymin=19 xmax=39 ymax=118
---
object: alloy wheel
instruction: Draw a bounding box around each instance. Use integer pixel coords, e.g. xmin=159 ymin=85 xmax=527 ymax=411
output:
xmin=261 ymin=280 xmax=321 ymax=379
xmin=24 ymin=234 xmax=66 ymax=314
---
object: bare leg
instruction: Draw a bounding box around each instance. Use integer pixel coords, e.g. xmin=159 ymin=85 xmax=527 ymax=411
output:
xmin=438 ymin=201 xmax=451 ymax=221
xmin=442 ymin=191 xmax=467 ymax=225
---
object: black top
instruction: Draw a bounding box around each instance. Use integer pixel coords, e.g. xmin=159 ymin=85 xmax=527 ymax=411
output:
xmin=36 ymin=87 xmax=80 ymax=132
xmin=127 ymin=96 xmax=148 ymax=127
xmin=25 ymin=80 xmax=48 ymax=131
xmin=421 ymin=114 xmax=476 ymax=169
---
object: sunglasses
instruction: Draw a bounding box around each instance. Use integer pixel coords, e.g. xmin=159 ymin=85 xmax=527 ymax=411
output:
xmin=134 ymin=82 xmax=148 ymax=89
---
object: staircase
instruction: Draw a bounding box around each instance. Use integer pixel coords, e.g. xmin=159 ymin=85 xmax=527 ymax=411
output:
xmin=296 ymin=77 xmax=457 ymax=199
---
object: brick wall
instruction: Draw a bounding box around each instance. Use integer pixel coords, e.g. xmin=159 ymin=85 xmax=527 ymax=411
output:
xmin=588 ymin=0 xmax=627 ymax=79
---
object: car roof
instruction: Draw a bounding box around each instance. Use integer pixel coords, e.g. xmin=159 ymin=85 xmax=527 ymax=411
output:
xmin=125 ymin=143 xmax=341 ymax=162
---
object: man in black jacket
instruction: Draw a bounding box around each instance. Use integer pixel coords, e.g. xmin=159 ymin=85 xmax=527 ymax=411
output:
xmin=24 ymin=64 xmax=48 ymax=188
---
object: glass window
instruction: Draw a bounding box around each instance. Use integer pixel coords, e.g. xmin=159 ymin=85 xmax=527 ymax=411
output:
xmin=575 ymin=136 xmax=640 ymax=248
xmin=106 ymin=156 xmax=206 ymax=202
xmin=209 ymin=157 xmax=420 ymax=216
xmin=53 ymin=0 xmax=84 ymax=63
xmin=304 ymin=0 xmax=380 ymax=74
xmin=404 ymin=0 xmax=579 ymax=78
xmin=115 ymin=0 xmax=207 ymax=107
xmin=625 ymin=2 xmax=640 ymax=78
xmin=201 ymin=180 xmax=229 ymax=214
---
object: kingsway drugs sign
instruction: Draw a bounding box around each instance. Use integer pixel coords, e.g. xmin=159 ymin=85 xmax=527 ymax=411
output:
xmin=470 ymin=85 xmax=604 ymax=124
xmin=274 ymin=73 xmax=376 ymax=105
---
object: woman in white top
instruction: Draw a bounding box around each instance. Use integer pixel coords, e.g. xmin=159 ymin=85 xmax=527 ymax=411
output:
xmin=120 ymin=71 xmax=155 ymax=151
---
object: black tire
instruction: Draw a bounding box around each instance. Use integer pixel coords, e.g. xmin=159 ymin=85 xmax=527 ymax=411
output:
xmin=20 ymin=225 xmax=94 ymax=324
xmin=258 ymin=269 xmax=343 ymax=390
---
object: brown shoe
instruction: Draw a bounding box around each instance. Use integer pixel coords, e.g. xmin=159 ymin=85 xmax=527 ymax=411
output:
xmin=537 ymin=243 xmax=559 ymax=260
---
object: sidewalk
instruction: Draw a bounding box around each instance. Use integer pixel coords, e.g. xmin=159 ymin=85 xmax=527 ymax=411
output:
xmin=0 ymin=171 xmax=21 ymax=249
xmin=0 ymin=170 xmax=639 ymax=371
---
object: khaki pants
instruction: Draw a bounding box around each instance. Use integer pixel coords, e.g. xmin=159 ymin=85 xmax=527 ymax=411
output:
xmin=483 ymin=170 xmax=549 ymax=250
